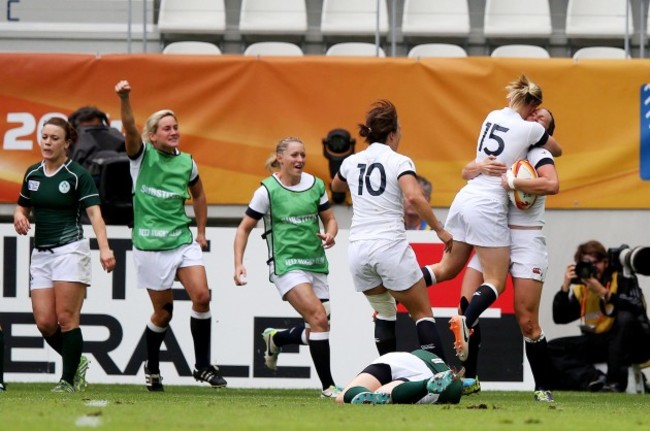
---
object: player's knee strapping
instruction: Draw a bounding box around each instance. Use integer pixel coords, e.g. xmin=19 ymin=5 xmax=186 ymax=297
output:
xmin=368 ymin=292 xmax=397 ymax=355
xmin=367 ymin=292 xmax=397 ymax=321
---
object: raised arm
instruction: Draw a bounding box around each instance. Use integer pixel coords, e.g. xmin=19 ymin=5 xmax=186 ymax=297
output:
xmin=114 ymin=80 xmax=143 ymax=157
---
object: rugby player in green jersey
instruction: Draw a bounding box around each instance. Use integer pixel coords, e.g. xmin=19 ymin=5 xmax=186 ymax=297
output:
xmin=14 ymin=117 xmax=116 ymax=392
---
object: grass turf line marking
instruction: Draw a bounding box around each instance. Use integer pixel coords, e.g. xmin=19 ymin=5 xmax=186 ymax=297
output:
xmin=75 ymin=415 xmax=102 ymax=428
xmin=85 ymin=400 xmax=109 ymax=407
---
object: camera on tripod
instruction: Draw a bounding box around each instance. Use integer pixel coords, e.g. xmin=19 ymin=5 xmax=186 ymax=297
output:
xmin=607 ymin=244 xmax=650 ymax=276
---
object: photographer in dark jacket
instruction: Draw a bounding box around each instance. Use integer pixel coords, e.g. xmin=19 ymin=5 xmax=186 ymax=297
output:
xmin=547 ymin=240 xmax=650 ymax=392
xmin=69 ymin=106 xmax=126 ymax=170
xmin=69 ymin=106 xmax=132 ymax=225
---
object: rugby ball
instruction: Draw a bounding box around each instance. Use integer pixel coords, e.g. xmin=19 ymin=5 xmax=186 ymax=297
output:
xmin=508 ymin=159 xmax=538 ymax=210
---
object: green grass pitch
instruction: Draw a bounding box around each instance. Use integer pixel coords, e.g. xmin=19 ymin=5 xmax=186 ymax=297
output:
xmin=1 ymin=384 xmax=649 ymax=431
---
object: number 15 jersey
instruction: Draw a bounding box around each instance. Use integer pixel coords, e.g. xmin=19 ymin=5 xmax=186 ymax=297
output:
xmin=338 ymin=142 xmax=415 ymax=242
xmin=470 ymin=107 xmax=548 ymax=195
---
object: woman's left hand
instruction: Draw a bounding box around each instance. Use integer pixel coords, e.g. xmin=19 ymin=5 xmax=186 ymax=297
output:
xmin=100 ymin=249 xmax=116 ymax=273
xmin=317 ymin=232 xmax=335 ymax=249
xmin=196 ymin=233 xmax=209 ymax=251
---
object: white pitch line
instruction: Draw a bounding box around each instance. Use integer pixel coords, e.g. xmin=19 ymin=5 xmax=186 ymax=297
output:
xmin=84 ymin=400 xmax=109 ymax=407
xmin=75 ymin=415 xmax=102 ymax=428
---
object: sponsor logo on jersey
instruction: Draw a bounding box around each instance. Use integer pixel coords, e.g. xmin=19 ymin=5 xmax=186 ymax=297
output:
xmin=284 ymin=256 xmax=326 ymax=266
xmin=140 ymin=185 xmax=181 ymax=199
xmin=138 ymin=228 xmax=183 ymax=238
xmin=28 ymin=180 xmax=40 ymax=191
xmin=281 ymin=214 xmax=317 ymax=224
xmin=59 ymin=181 xmax=71 ymax=193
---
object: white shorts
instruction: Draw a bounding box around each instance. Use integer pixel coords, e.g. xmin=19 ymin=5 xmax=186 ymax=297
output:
xmin=445 ymin=187 xmax=510 ymax=247
xmin=371 ymin=352 xmax=433 ymax=382
xmin=467 ymin=229 xmax=547 ymax=282
xmin=509 ymin=229 xmax=547 ymax=282
xmin=271 ymin=270 xmax=330 ymax=300
xmin=348 ymin=239 xmax=422 ymax=292
xmin=30 ymin=239 xmax=92 ymax=289
xmin=133 ymin=241 xmax=204 ymax=291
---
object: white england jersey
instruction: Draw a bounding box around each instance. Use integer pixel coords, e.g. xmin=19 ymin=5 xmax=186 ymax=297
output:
xmin=507 ymin=146 xmax=555 ymax=227
xmin=338 ymin=143 xmax=415 ymax=241
xmin=467 ymin=107 xmax=548 ymax=200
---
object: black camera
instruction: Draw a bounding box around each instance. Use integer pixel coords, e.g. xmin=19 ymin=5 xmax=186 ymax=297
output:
xmin=571 ymin=259 xmax=597 ymax=284
xmin=322 ymin=128 xmax=355 ymax=204
xmin=608 ymin=244 xmax=650 ymax=276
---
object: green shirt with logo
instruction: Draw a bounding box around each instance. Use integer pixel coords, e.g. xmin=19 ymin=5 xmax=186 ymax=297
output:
xmin=261 ymin=175 xmax=328 ymax=276
xmin=132 ymin=143 xmax=194 ymax=251
xmin=17 ymin=159 xmax=100 ymax=248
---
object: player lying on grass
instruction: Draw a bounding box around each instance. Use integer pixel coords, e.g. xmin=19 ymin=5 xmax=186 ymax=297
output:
xmin=336 ymin=349 xmax=462 ymax=404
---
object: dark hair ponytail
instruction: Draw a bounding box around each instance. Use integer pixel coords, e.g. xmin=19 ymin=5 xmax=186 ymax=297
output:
xmin=358 ymin=99 xmax=398 ymax=144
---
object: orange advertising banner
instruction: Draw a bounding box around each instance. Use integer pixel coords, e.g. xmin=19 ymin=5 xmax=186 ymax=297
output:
xmin=0 ymin=53 xmax=648 ymax=208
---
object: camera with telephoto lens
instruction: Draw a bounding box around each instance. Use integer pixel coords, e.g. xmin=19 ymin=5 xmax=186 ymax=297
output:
xmin=571 ymin=260 xmax=597 ymax=284
xmin=607 ymin=244 xmax=650 ymax=276
xmin=322 ymin=128 xmax=355 ymax=204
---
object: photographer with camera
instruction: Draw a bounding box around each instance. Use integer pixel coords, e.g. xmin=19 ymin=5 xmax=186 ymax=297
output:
xmin=548 ymin=240 xmax=650 ymax=392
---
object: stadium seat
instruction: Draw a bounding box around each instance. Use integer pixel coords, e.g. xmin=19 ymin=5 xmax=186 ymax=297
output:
xmin=0 ymin=0 xmax=153 ymax=53
xmin=407 ymin=43 xmax=467 ymax=59
xmin=572 ymin=46 xmax=628 ymax=60
xmin=320 ymin=0 xmax=389 ymax=36
xmin=401 ymin=0 xmax=470 ymax=38
xmin=243 ymin=41 xmax=304 ymax=56
xmin=162 ymin=41 xmax=222 ymax=55
xmin=566 ymin=0 xmax=631 ymax=39
xmin=158 ymin=0 xmax=226 ymax=35
xmin=483 ymin=0 xmax=552 ymax=39
xmin=239 ymin=0 xmax=307 ymax=35
xmin=491 ymin=44 xmax=550 ymax=58
xmin=326 ymin=42 xmax=385 ymax=57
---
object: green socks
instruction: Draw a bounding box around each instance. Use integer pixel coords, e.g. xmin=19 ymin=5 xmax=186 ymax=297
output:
xmin=343 ymin=386 xmax=370 ymax=403
xmin=61 ymin=328 xmax=83 ymax=385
